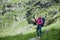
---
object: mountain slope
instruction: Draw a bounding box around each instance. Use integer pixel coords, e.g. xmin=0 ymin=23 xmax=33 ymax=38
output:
xmin=0 ymin=0 xmax=60 ymax=38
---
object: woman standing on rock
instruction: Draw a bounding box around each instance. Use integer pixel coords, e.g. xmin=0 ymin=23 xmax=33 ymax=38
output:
xmin=34 ymin=16 xmax=45 ymax=38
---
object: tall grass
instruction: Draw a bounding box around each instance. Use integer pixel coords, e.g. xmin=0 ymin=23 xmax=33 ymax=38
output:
xmin=0 ymin=32 xmax=36 ymax=40
xmin=42 ymin=29 xmax=60 ymax=40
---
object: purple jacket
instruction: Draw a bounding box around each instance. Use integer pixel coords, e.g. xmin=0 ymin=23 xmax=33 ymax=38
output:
xmin=34 ymin=17 xmax=43 ymax=25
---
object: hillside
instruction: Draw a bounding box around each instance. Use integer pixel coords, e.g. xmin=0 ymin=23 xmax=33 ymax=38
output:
xmin=0 ymin=0 xmax=60 ymax=40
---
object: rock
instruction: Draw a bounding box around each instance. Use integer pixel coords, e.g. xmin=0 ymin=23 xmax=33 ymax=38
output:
xmin=2 ymin=10 xmax=6 ymax=15
xmin=33 ymin=1 xmax=44 ymax=8
xmin=2 ymin=0 xmax=10 ymax=3
xmin=45 ymin=29 xmax=51 ymax=33
xmin=26 ymin=0 xmax=36 ymax=5
xmin=59 ymin=9 xmax=60 ymax=11
xmin=54 ymin=0 xmax=60 ymax=3
xmin=26 ymin=10 xmax=32 ymax=17
xmin=18 ymin=3 xmax=21 ymax=7
xmin=6 ymin=4 xmax=12 ymax=8
xmin=34 ymin=1 xmax=41 ymax=6
xmin=2 ymin=5 xmax=5 ymax=10
xmin=29 ymin=37 xmax=40 ymax=40
xmin=52 ymin=10 xmax=58 ymax=15
xmin=43 ymin=1 xmax=54 ymax=8
xmin=46 ymin=18 xmax=55 ymax=26
xmin=34 ymin=1 xmax=54 ymax=8
xmin=48 ymin=10 xmax=58 ymax=16
xmin=26 ymin=9 xmax=32 ymax=24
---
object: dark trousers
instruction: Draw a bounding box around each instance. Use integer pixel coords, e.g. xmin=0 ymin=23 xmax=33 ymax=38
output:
xmin=36 ymin=25 xmax=42 ymax=37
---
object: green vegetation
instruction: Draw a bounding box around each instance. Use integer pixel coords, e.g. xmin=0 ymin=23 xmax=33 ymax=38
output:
xmin=0 ymin=29 xmax=60 ymax=40
xmin=0 ymin=22 xmax=60 ymax=40
xmin=0 ymin=0 xmax=60 ymax=40
xmin=0 ymin=32 xmax=36 ymax=40
xmin=42 ymin=29 xmax=60 ymax=40
xmin=0 ymin=5 xmax=3 ymax=9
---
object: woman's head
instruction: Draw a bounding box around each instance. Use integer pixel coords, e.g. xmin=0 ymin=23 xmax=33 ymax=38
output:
xmin=38 ymin=16 xmax=42 ymax=19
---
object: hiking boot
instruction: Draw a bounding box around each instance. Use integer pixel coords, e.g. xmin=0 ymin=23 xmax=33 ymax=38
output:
xmin=37 ymin=36 xmax=40 ymax=38
xmin=36 ymin=36 xmax=40 ymax=39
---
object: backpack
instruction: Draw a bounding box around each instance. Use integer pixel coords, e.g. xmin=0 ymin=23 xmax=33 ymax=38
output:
xmin=42 ymin=18 xmax=45 ymax=24
xmin=37 ymin=18 xmax=43 ymax=25
xmin=41 ymin=18 xmax=45 ymax=27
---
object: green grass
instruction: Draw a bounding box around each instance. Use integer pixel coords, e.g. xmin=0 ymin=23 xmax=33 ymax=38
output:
xmin=0 ymin=0 xmax=60 ymax=40
xmin=46 ymin=3 xmax=60 ymax=11
xmin=0 ymin=32 xmax=36 ymax=40
xmin=0 ymin=5 xmax=3 ymax=9
xmin=41 ymin=21 xmax=60 ymax=40
xmin=42 ymin=21 xmax=60 ymax=31
xmin=19 ymin=21 xmax=28 ymax=27
xmin=0 ymin=27 xmax=60 ymax=40
xmin=0 ymin=20 xmax=29 ymax=37
xmin=42 ymin=29 xmax=60 ymax=40
xmin=0 ymin=21 xmax=60 ymax=40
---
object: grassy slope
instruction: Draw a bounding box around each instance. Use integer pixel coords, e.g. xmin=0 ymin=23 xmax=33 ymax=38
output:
xmin=42 ymin=29 xmax=60 ymax=40
xmin=0 ymin=32 xmax=36 ymax=40
xmin=0 ymin=2 xmax=60 ymax=37
xmin=0 ymin=21 xmax=60 ymax=40
xmin=0 ymin=20 xmax=29 ymax=37
xmin=0 ymin=0 xmax=60 ymax=40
